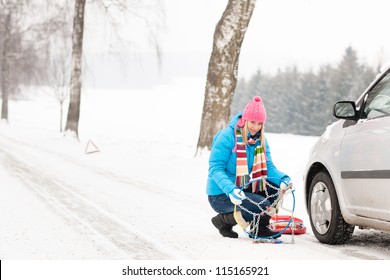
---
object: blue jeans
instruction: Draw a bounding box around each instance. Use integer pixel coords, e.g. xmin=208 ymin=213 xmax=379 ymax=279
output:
xmin=208 ymin=182 xmax=280 ymax=222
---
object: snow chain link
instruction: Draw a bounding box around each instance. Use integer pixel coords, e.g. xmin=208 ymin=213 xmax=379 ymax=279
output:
xmin=236 ymin=178 xmax=295 ymax=243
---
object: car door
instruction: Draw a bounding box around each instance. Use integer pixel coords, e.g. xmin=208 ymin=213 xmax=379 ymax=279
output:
xmin=339 ymin=70 xmax=390 ymax=222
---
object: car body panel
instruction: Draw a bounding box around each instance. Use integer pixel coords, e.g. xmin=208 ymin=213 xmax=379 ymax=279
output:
xmin=303 ymin=63 xmax=390 ymax=233
xmin=340 ymin=116 xmax=390 ymax=222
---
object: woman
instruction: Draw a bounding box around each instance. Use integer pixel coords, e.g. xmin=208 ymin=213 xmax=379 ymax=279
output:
xmin=206 ymin=96 xmax=291 ymax=239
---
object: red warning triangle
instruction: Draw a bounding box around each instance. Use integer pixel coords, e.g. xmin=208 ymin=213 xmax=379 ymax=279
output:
xmin=84 ymin=140 xmax=100 ymax=154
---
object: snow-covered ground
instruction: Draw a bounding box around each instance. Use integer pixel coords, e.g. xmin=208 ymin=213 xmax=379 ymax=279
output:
xmin=1 ymin=78 xmax=390 ymax=279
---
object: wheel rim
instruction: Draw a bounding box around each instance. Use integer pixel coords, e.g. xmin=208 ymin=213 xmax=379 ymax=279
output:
xmin=310 ymin=181 xmax=332 ymax=234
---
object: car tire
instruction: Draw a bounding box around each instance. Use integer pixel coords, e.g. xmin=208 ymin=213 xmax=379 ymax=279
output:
xmin=308 ymin=171 xmax=354 ymax=245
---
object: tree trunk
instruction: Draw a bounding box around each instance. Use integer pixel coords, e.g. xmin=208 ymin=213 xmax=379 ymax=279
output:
xmin=60 ymin=101 xmax=63 ymax=132
xmin=65 ymin=0 xmax=86 ymax=138
xmin=196 ymin=0 xmax=256 ymax=152
xmin=1 ymin=12 xmax=11 ymax=122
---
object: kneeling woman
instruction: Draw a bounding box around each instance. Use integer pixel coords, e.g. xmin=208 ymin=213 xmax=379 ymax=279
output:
xmin=206 ymin=96 xmax=291 ymax=239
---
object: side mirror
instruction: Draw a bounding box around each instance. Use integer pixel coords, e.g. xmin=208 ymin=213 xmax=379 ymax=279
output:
xmin=333 ymin=101 xmax=357 ymax=119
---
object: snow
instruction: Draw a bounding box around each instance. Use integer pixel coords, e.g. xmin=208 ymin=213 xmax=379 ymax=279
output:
xmin=1 ymin=78 xmax=390 ymax=279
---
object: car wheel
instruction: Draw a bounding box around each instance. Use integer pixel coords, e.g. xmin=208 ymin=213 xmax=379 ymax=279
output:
xmin=308 ymin=171 xmax=354 ymax=245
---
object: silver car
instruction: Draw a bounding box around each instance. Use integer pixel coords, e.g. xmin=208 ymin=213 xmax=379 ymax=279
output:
xmin=303 ymin=62 xmax=390 ymax=244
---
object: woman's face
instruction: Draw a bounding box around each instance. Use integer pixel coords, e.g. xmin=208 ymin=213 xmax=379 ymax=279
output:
xmin=247 ymin=121 xmax=263 ymax=136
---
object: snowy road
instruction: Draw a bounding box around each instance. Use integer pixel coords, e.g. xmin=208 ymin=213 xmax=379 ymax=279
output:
xmin=1 ymin=131 xmax=390 ymax=260
xmin=0 ymin=133 xmax=180 ymax=259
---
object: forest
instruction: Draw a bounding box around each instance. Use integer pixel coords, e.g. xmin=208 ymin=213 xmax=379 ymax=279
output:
xmin=231 ymin=47 xmax=378 ymax=136
xmin=0 ymin=1 xmax=383 ymax=140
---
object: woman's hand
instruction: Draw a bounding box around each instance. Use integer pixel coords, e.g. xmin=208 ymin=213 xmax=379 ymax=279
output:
xmin=229 ymin=188 xmax=246 ymax=205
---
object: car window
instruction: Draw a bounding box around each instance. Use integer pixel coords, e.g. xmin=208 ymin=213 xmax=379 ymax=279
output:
xmin=362 ymin=71 xmax=390 ymax=119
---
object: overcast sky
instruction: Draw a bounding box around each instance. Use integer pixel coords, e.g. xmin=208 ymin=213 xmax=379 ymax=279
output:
xmin=84 ymin=0 xmax=390 ymax=88
xmin=160 ymin=0 xmax=390 ymax=77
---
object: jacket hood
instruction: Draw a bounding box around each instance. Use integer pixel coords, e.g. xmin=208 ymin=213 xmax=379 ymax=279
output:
xmin=228 ymin=113 xmax=242 ymax=129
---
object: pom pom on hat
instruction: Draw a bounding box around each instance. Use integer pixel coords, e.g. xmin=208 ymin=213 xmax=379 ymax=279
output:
xmin=237 ymin=96 xmax=267 ymax=127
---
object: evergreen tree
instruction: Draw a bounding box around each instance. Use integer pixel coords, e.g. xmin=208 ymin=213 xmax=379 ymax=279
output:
xmin=231 ymin=46 xmax=377 ymax=136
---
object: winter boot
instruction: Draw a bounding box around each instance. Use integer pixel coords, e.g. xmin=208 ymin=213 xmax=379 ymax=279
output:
xmin=211 ymin=213 xmax=239 ymax=238
xmin=251 ymin=215 xmax=280 ymax=239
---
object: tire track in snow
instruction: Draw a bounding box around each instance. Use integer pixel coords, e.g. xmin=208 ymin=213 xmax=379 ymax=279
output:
xmin=2 ymin=133 xmax=389 ymax=260
xmin=0 ymin=145 xmax=185 ymax=259
xmin=0 ymin=133 xmax=186 ymax=202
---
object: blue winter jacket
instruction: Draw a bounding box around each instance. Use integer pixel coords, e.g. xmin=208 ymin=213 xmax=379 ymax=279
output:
xmin=206 ymin=114 xmax=290 ymax=196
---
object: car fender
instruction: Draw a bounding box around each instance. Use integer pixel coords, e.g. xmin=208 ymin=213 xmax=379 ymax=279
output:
xmin=303 ymin=120 xmax=351 ymax=220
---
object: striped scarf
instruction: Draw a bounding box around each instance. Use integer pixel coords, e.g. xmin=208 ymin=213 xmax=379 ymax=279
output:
xmin=235 ymin=128 xmax=267 ymax=193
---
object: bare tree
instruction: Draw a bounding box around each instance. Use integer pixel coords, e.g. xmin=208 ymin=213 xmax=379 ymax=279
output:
xmin=48 ymin=56 xmax=70 ymax=132
xmin=1 ymin=9 xmax=12 ymax=122
xmin=64 ymin=0 xmax=86 ymax=138
xmin=0 ymin=0 xmax=68 ymax=123
xmin=196 ymin=0 xmax=257 ymax=152
xmin=0 ymin=0 xmax=26 ymax=122
xmin=64 ymin=0 xmax=165 ymax=138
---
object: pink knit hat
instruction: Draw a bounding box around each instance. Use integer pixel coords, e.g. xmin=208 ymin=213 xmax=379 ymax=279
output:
xmin=237 ymin=96 xmax=267 ymax=127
